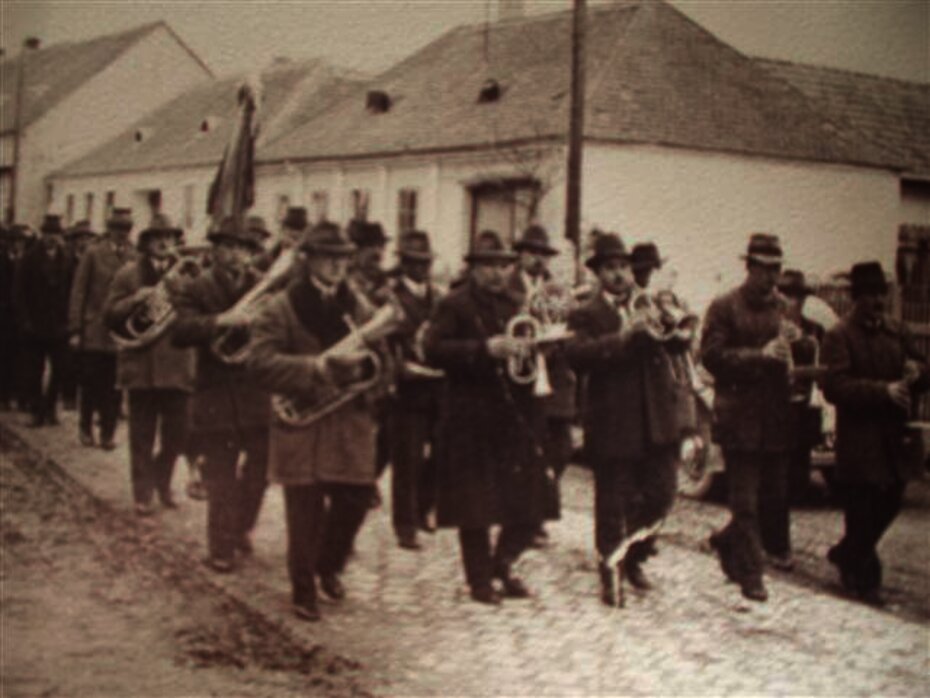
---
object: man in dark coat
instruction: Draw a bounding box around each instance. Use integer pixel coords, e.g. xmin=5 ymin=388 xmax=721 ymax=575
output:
xmin=567 ymin=234 xmax=692 ymax=607
xmin=247 ymin=221 xmax=397 ymax=622
xmin=172 ymin=215 xmax=273 ymax=573
xmin=700 ymin=233 xmax=794 ymax=602
xmin=821 ymin=261 xmax=929 ymax=605
xmin=0 ymin=224 xmax=30 ymax=411
xmin=13 ymin=214 xmax=74 ymax=427
xmin=423 ymin=230 xmax=553 ymax=605
xmin=386 ymin=230 xmax=444 ymax=551
xmin=59 ymin=220 xmax=100 ymax=413
xmin=68 ymin=208 xmax=136 ymax=449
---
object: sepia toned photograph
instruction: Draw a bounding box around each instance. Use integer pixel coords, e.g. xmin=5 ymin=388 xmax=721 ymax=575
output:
xmin=1 ymin=0 xmax=928 ymax=695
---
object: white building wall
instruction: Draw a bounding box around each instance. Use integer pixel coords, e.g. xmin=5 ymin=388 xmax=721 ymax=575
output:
xmin=583 ymin=144 xmax=901 ymax=314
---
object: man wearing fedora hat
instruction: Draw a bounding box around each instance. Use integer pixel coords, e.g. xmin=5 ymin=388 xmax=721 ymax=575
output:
xmin=68 ymin=207 xmax=136 ymax=448
xmin=0 ymin=223 xmax=30 ymax=411
xmin=567 ymin=233 xmax=691 ymax=606
xmin=173 ymin=215 xmax=272 ymax=572
xmin=247 ymin=221 xmax=398 ymax=621
xmin=821 ymin=261 xmax=929 ymax=605
xmin=13 ymin=214 xmax=74 ymax=427
xmin=385 ymin=230 xmax=443 ymax=551
xmin=423 ymin=230 xmax=553 ymax=605
xmin=700 ymin=233 xmax=796 ymax=602
xmin=104 ymin=214 xmax=196 ymax=516
xmin=629 ymin=242 xmax=666 ymax=291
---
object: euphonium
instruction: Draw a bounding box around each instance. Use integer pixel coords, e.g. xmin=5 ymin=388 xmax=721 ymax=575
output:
xmin=110 ymin=253 xmax=203 ymax=351
xmin=271 ymin=298 xmax=405 ymax=428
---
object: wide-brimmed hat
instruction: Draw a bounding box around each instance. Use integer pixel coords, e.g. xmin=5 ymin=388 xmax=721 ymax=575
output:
xmin=300 ymin=221 xmax=356 ymax=256
xmin=280 ymin=206 xmax=308 ymax=232
xmin=348 ymin=220 xmax=389 ymax=248
xmin=397 ymin=230 xmax=434 ymax=262
xmin=741 ymin=233 xmax=783 ymax=266
xmin=208 ymin=216 xmax=266 ymax=251
xmin=465 ymin=230 xmax=518 ymax=264
xmin=630 ymin=242 xmax=665 ymax=270
xmin=849 ymin=261 xmax=889 ymax=298
xmin=106 ymin=207 xmax=134 ymax=231
xmin=585 ymin=232 xmax=629 ymax=270
xmin=6 ymin=223 xmax=32 ymax=239
xmin=245 ymin=215 xmax=272 ymax=241
xmin=513 ymin=224 xmax=558 ymax=256
xmin=776 ymin=269 xmax=813 ymax=298
xmin=65 ymin=220 xmax=99 ymax=240
xmin=138 ymin=213 xmax=182 ymax=247
xmin=39 ymin=214 xmax=65 ymax=235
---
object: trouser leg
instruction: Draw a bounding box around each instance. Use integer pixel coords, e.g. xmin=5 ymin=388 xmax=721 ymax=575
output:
xmin=494 ymin=524 xmax=536 ymax=569
xmin=758 ymin=452 xmax=791 ymax=557
xmin=390 ymin=407 xmax=428 ymax=534
xmin=627 ymin=445 xmax=678 ymax=563
xmin=128 ymin=390 xmax=158 ymax=504
xmin=283 ymin=484 xmax=325 ymax=604
xmin=593 ymin=459 xmax=626 ymax=561
xmin=722 ymin=449 xmax=764 ymax=585
xmin=78 ymin=351 xmax=97 ymax=435
xmin=24 ymin=336 xmax=45 ymax=419
xmin=60 ymin=347 xmax=77 ymax=405
xmin=153 ymin=390 xmax=188 ymax=499
xmin=235 ymin=428 xmax=269 ymax=538
xmin=43 ymin=338 xmax=66 ymax=421
xmin=458 ymin=527 xmax=493 ymax=590
xmin=546 ymin=418 xmax=573 ymax=479
xmin=201 ymin=436 xmax=239 ymax=561
xmin=317 ymin=484 xmax=371 ymax=575
xmin=98 ymin=353 xmax=120 ymax=441
xmin=839 ymin=483 xmax=904 ymax=592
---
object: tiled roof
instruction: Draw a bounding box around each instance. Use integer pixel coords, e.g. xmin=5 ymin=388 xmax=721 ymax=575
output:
xmin=0 ymin=22 xmax=169 ymax=133
xmin=261 ymin=0 xmax=901 ymax=171
xmin=55 ymin=60 xmax=366 ymax=177
xmin=758 ymin=58 xmax=930 ymax=176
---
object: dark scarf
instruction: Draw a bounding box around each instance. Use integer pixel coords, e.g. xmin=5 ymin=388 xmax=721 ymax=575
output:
xmin=288 ymin=276 xmax=358 ymax=349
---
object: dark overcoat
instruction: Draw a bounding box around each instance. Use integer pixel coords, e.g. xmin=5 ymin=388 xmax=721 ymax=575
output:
xmin=699 ymin=284 xmax=792 ymax=452
xmin=68 ymin=236 xmax=136 ymax=352
xmin=422 ymin=279 xmax=550 ymax=529
xmin=171 ymin=265 xmax=270 ymax=434
xmin=388 ymin=276 xmax=443 ymax=411
xmin=567 ymin=293 xmax=694 ymax=463
xmin=821 ymin=312 xmax=929 ymax=485
xmin=103 ymin=257 xmax=196 ymax=392
xmin=13 ymin=243 xmax=73 ymax=340
xmin=246 ymin=278 xmax=377 ymax=486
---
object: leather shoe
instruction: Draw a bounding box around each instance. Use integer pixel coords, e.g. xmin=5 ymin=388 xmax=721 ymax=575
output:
xmin=397 ymin=530 xmax=422 ymax=551
xmin=99 ymin=439 xmax=117 ymax=451
xmin=625 ymin=562 xmax=653 ymax=591
xmin=319 ymin=573 xmax=346 ymax=600
xmin=495 ymin=568 xmax=531 ymax=599
xmin=158 ymin=491 xmax=178 ymax=509
xmin=79 ymin=431 xmax=95 ymax=447
xmin=470 ymin=585 xmax=501 ymax=605
xmin=740 ymin=580 xmax=769 ymax=602
xmin=46 ymin=414 xmax=60 ymax=426
xmin=856 ymin=588 xmax=886 ymax=607
xmin=293 ymin=600 xmax=321 ymax=622
xmin=203 ymin=556 xmax=234 ymax=574
xmin=766 ymin=552 xmax=795 ymax=572
xmin=134 ymin=501 xmax=155 ymax=517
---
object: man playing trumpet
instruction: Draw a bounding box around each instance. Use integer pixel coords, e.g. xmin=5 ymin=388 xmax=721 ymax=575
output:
xmin=172 ymin=216 xmax=272 ymax=572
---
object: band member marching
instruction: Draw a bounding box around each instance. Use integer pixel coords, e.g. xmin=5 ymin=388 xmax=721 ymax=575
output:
xmin=172 ymin=216 xmax=273 ymax=572
xmin=423 ymin=230 xmax=554 ymax=605
xmin=247 ymin=221 xmax=400 ymax=622
xmin=104 ymin=214 xmax=196 ymax=515
xmin=566 ymin=233 xmax=692 ymax=607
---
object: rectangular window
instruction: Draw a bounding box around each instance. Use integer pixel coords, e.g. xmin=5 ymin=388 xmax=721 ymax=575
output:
xmin=397 ymin=188 xmax=418 ymax=234
xmin=311 ymin=190 xmax=329 ymax=223
xmin=277 ymin=194 xmax=290 ymax=224
xmin=147 ymin=189 xmax=162 ymax=216
xmin=65 ymin=194 xmax=75 ymax=225
xmin=84 ymin=192 xmax=94 ymax=220
xmin=182 ymin=184 xmax=195 ymax=229
xmin=104 ymin=191 xmax=116 ymax=220
xmin=469 ymin=179 xmax=540 ymax=245
xmin=350 ymin=189 xmax=369 ymax=222
xmin=45 ymin=183 xmax=54 ymax=209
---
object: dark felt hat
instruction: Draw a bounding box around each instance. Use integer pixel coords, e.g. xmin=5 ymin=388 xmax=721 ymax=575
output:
xmin=6 ymin=223 xmax=32 ymax=239
xmin=348 ymin=220 xmax=389 ymax=248
xmin=280 ymin=207 xmax=309 ymax=232
xmin=397 ymin=230 xmax=434 ymax=261
xmin=300 ymin=221 xmax=356 ymax=256
xmin=139 ymin=213 xmax=182 ymax=239
xmin=585 ymin=233 xmax=629 ymax=270
xmin=39 ymin=214 xmax=65 ymax=235
xmin=245 ymin=215 xmax=272 ymax=241
xmin=776 ymin=268 xmax=813 ymax=298
xmin=106 ymin=207 xmax=134 ymax=231
xmin=465 ymin=230 xmax=518 ymax=264
xmin=741 ymin=233 xmax=783 ymax=266
xmin=849 ymin=261 xmax=889 ymax=298
xmin=65 ymin=220 xmax=99 ymax=239
xmin=513 ymin=224 xmax=558 ymax=256
xmin=208 ymin=216 xmax=266 ymax=250
xmin=630 ymin=242 xmax=665 ymax=270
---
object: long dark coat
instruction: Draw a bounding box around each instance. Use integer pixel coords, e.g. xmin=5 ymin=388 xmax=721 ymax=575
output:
xmin=171 ymin=265 xmax=270 ymax=434
xmin=699 ymin=284 xmax=792 ymax=452
xmin=567 ymin=293 xmax=694 ymax=463
xmin=388 ymin=276 xmax=443 ymax=411
xmin=246 ymin=278 xmax=377 ymax=486
xmin=13 ymin=243 xmax=73 ymax=340
xmin=422 ymin=279 xmax=550 ymax=529
xmin=68 ymin=236 xmax=136 ymax=352
xmin=821 ymin=312 xmax=929 ymax=485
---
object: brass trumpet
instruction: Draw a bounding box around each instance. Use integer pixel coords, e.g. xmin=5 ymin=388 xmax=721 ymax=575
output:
xmin=628 ymin=288 xmax=698 ymax=343
xmin=111 ymin=254 xmax=203 ymax=351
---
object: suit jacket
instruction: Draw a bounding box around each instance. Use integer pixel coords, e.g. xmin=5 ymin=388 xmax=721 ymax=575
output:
xmin=388 ymin=275 xmax=443 ymax=410
xmin=567 ymin=292 xmax=693 ymax=463
xmin=822 ymin=312 xmax=929 ymax=485
xmin=68 ymin=236 xmax=136 ymax=352
xmin=13 ymin=243 xmax=73 ymax=340
xmin=104 ymin=257 xmax=196 ymax=392
xmin=171 ymin=265 xmax=270 ymax=433
xmin=246 ymin=278 xmax=376 ymax=486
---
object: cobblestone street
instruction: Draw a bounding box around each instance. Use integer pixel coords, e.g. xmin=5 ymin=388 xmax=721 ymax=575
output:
xmin=2 ymin=410 xmax=928 ymax=696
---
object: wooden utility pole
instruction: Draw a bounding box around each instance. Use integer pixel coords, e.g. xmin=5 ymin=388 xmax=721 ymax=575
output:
xmin=8 ymin=37 xmax=40 ymax=225
xmin=564 ymin=0 xmax=586 ymax=284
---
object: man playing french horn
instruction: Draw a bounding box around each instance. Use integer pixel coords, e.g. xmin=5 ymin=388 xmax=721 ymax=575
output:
xmin=171 ymin=215 xmax=273 ymax=573
xmin=566 ymin=234 xmax=693 ymax=607
xmin=246 ymin=221 xmax=401 ymax=622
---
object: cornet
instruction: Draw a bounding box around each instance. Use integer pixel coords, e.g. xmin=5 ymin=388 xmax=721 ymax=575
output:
xmin=628 ymin=288 xmax=698 ymax=343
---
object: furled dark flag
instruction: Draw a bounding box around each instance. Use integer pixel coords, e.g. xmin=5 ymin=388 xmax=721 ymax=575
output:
xmin=207 ymin=78 xmax=261 ymax=230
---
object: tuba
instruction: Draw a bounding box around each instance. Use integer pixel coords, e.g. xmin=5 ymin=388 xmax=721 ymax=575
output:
xmin=271 ymin=296 xmax=405 ymax=428
xmin=111 ymin=253 xmax=203 ymax=351
xmin=211 ymin=248 xmax=297 ymax=364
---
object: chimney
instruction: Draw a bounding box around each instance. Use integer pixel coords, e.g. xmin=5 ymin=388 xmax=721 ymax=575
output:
xmin=497 ymin=0 xmax=525 ymax=22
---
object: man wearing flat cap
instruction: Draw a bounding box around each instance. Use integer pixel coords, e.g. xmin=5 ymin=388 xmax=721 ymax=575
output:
xmin=821 ymin=261 xmax=929 ymax=606
xmin=172 ymin=215 xmax=272 ymax=573
xmin=247 ymin=221 xmax=399 ymax=622
xmin=13 ymin=214 xmax=74 ymax=427
xmin=423 ymin=230 xmax=552 ymax=605
xmin=68 ymin=207 xmax=136 ymax=448
xmin=700 ymin=233 xmax=795 ymax=602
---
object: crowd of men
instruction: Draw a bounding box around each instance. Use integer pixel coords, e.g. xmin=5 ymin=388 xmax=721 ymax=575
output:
xmin=0 ymin=208 xmax=926 ymax=621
